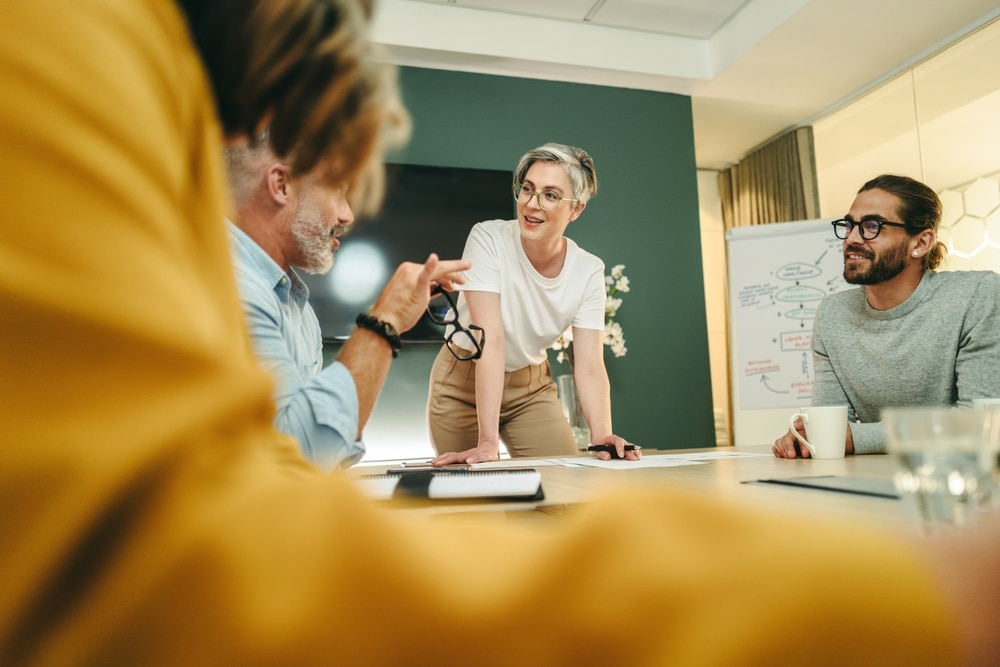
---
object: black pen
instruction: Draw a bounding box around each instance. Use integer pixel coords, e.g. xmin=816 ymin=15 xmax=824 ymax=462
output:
xmin=587 ymin=444 xmax=639 ymax=459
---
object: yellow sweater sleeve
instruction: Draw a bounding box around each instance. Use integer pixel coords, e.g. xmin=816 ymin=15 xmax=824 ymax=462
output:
xmin=0 ymin=1 xmax=958 ymax=665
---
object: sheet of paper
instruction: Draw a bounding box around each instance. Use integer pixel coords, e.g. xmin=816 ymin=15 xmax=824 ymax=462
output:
xmin=558 ymin=455 xmax=708 ymax=470
xmin=471 ymin=458 xmax=562 ymax=469
xmin=465 ymin=450 xmax=770 ymax=470
xmin=662 ymin=451 xmax=772 ymax=460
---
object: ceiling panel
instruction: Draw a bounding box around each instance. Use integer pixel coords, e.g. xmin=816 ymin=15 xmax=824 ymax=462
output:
xmin=591 ymin=0 xmax=749 ymax=38
xmin=417 ymin=0 xmax=598 ymax=23
xmin=378 ymin=0 xmax=1000 ymax=170
xmin=400 ymin=0 xmax=743 ymax=37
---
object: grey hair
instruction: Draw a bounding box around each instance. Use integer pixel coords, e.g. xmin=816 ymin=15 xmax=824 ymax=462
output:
xmin=513 ymin=143 xmax=598 ymax=204
xmin=224 ymin=129 xmax=281 ymax=207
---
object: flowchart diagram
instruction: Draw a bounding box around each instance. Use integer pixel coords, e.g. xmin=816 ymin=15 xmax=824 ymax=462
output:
xmin=727 ymin=220 xmax=850 ymax=411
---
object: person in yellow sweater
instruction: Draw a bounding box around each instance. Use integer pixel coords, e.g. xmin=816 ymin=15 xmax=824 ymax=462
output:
xmin=0 ymin=0 xmax=996 ymax=665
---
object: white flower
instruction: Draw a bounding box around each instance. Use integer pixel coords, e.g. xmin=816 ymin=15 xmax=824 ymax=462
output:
xmin=604 ymin=321 xmax=627 ymax=358
xmin=551 ymin=327 xmax=573 ymax=350
xmin=552 ymin=265 xmax=629 ymax=364
xmin=603 ymin=320 xmax=622 ymax=341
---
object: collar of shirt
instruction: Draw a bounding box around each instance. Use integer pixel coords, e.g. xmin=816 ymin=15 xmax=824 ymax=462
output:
xmin=226 ymin=219 xmax=309 ymax=307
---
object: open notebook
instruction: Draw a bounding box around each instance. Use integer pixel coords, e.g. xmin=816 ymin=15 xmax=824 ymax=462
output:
xmin=355 ymin=469 xmax=544 ymax=501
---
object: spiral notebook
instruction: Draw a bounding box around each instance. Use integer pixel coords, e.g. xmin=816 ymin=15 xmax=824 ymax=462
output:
xmin=355 ymin=469 xmax=544 ymax=501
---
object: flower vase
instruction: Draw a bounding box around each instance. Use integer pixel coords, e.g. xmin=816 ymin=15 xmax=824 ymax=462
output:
xmin=557 ymin=375 xmax=591 ymax=451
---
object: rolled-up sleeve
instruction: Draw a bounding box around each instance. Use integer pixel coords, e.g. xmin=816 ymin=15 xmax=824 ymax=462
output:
xmin=271 ymin=358 xmax=363 ymax=468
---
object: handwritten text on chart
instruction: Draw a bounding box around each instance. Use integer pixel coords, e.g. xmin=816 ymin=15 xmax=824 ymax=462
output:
xmin=774 ymin=284 xmax=825 ymax=303
xmin=737 ymin=283 xmax=778 ymax=308
xmin=728 ymin=221 xmax=848 ymax=411
xmin=744 ymin=359 xmax=779 ymax=376
xmin=775 ymin=263 xmax=822 ymax=280
xmin=780 ymin=331 xmax=812 ymax=350
xmin=789 ymin=380 xmax=814 ymax=398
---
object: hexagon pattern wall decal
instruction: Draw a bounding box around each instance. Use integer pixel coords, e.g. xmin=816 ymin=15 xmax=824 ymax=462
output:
xmin=937 ymin=174 xmax=1000 ymax=270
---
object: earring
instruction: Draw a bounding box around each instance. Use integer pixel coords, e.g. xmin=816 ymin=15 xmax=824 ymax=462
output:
xmin=912 ymin=251 xmax=918 ymax=257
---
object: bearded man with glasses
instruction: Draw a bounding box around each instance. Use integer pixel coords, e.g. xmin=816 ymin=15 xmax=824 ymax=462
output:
xmin=774 ymin=174 xmax=1000 ymax=459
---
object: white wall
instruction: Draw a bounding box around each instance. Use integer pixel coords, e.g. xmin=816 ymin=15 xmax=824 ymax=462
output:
xmin=813 ymin=18 xmax=1000 ymax=275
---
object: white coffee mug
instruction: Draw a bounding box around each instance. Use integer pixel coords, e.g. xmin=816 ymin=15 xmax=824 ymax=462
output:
xmin=787 ymin=406 xmax=848 ymax=459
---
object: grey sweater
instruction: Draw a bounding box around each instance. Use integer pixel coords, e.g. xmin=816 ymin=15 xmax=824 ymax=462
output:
xmin=812 ymin=270 xmax=1000 ymax=454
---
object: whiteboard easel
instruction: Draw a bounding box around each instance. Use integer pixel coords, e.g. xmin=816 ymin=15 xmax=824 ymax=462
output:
xmin=726 ymin=219 xmax=853 ymax=445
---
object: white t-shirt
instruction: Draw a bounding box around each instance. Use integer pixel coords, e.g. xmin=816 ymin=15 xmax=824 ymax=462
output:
xmin=453 ymin=219 xmax=606 ymax=372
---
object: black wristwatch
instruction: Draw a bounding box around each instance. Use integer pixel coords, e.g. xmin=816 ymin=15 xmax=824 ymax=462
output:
xmin=355 ymin=313 xmax=402 ymax=358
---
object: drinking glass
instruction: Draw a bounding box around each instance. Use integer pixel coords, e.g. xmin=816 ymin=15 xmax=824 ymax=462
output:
xmin=883 ymin=406 xmax=1000 ymax=532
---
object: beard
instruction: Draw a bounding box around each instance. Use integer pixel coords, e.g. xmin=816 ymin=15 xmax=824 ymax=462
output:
xmin=843 ymin=238 xmax=908 ymax=285
xmin=290 ymin=207 xmax=334 ymax=275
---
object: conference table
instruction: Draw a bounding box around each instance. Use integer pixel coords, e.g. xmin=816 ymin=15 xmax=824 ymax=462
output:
xmin=349 ymin=445 xmax=912 ymax=529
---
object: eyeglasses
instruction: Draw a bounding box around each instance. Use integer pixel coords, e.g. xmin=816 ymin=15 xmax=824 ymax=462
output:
xmin=427 ymin=286 xmax=485 ymax=361
xmin=831 ymin=218 xmax=909 ymax=240
xmin=512 ymin=183 xmax=579 ymax=211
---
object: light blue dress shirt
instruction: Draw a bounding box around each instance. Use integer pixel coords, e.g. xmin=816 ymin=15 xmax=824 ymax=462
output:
xmin=227 ymin=222 xmax=364 ymax=468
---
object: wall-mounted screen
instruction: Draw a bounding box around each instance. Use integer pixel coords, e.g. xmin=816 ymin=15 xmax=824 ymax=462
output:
xmin=300 ymin=162 xmax=514 ymax=342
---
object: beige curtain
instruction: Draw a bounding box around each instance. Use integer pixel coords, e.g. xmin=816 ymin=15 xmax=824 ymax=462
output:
xmin=718 ymin=126 xmax=819 ymax=230
xmin=715 ymin=126 xmax=820 ymax=446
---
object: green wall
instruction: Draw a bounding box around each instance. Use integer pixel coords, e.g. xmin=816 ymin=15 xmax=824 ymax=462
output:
xmin=332 ymin=66 xmax=715 ymax=456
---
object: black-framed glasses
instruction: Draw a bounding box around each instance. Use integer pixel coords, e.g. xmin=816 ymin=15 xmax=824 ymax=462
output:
xmin=831 ymin=217 xmax=908 ymax=240
xmin=512 ymin=183 xmax=579 ymax=211
xmin=427 ymin=286 xmax=485 ymax=361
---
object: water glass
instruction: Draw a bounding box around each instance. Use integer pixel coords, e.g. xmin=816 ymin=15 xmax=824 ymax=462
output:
xmin=556 ymin=375 xmax=590 ymax=450
xmin=883 ymin=406 xmax=1000 ymax=532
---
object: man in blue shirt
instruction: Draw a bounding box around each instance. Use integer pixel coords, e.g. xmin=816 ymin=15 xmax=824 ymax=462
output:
xmin=225 ymin=132 xmax=469 ymax=468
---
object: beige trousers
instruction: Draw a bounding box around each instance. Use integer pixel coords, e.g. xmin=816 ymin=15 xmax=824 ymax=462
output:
xmin=427 ymin=345 xmax=578 ymax=458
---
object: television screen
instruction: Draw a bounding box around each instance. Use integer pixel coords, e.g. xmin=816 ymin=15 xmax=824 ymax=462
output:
xmin=300 ymin=163 xmax=514 ymax=341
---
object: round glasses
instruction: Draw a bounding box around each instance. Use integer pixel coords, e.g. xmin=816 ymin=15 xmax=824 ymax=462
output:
xmin=831 ymin=218 xmax=909 ymax=240
xmin=512 ymin=183 xmax=579 ymax=211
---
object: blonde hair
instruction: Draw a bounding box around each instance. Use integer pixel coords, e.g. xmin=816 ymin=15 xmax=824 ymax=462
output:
xmin=513 ymin=143 xmax=598 ymax=204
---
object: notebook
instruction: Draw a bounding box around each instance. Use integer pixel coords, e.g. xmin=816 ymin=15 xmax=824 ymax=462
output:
xmin=355 ymin=469 xmax=544 ymax=501
xmin=750 ymin=475 xmax=900 ymax=499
